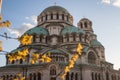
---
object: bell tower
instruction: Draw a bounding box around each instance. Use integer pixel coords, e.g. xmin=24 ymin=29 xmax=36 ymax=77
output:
xmin=77 ymin=18 xmax=93 ymax=34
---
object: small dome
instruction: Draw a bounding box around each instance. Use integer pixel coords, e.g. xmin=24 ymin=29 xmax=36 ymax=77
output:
xmin=61 ymin=26 xmax=85 ymax=35
xmin=80 ymin=18 xmax=91 ymax=22
xmin=90 ymin=40 xmax=103 ymax=47
xmin=41 ymin=6 xmax=69 ymax=14
xmin=24 ymin=26 xmax=49 ymax=35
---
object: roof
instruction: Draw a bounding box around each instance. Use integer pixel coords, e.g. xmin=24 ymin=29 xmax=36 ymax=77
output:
xmin=60 ymin=26 xmax=85 ymax=35
xmin=83 ymin=46 xmax=89 ymax=53
xmin=24 ymin=26 xmax=49 ymax=35
xmin=42 ymin=6 xmax=69 ymax=13
xmin=47 ymin=49 xmax=61 ymax=53
xmin=90 ymin=39 xmax=103 ymax=47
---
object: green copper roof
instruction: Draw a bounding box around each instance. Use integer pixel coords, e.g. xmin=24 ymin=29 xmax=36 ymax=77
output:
xmin=42 ymin=6 xmax=69 ymax=13
xmin=48 ymin=49 xmax=61 ymax=53
xmin=90 ymin=39 xmax=103 ymax=47
xmin=24 ymin=26 xmax=49 ymax=35
xmin=83 ymin=46 xmax=89 ymax=53
xmin=61 ymin=26 xmax=85 ymax=35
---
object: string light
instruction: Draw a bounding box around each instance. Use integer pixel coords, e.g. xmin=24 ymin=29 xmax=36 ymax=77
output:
xmin=61 ymin=43 xmax=83 ymax=80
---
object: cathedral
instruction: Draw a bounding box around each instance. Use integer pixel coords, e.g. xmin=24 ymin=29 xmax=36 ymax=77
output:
xmin=0 ymin=5 xmax=120 ymax=80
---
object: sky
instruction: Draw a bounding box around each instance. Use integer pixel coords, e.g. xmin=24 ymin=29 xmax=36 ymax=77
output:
xmin=0 ymin=0 xmax=120 ymax=69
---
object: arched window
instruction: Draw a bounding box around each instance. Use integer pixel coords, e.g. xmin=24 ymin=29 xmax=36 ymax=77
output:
xmin=106 ymin=72 xmax=109 ymax=80
xmin=71 ymin=72 xmax=74 ymax=80
xmin=20 ymin=59 xmax=23 ymax=64
xmin=72 ymin=32 xmax=76 ymax=41
xmin=66 ymin=72 xmax=69 ymax=80
xmin=6 ymin=75 xmax=9 ymax=80
xmin=29 ymin=73 xmax=32 ymax=80
xmin=2 ymin=75 xmax=5 ymax=80
xmin=56 ymin=13 xmax=59 ymax=19
xmin=46 ymin=15 xmax=48 ymax=20
xmin=84 ymin=22 xmax=87 ymax=28
xmin=62 ymin=14 xmax=64 ymax=20
xmin=98 ymin=73 xmax=101 ymax=80
xmin=95 ymin=73 xmax=97 ymax=80
xmin=38 ymin=73 xmax=41 ymax=80
xmin=75 ymin=73 xmax=78 ymax=80
xmin=91 ymin=72 xmax=94 ymax=80
xmin=11 ymin=60 xmax=15 ymax=64
xmin=9 ymin=75 xmax=13 ymax=80
xmin=33 ymin=73 xmax=36 ymax=80
xmin=88 ymin=52 xmax=96 ymax=64
xmin=40 ymin=34 xmax=43 ymax=42
xmin=33 ymin=34 xmax=36 ymax=42
xmin=81 ymin=23 xmax=83 ymax=28
xmin=50 ymin=66 xmax=56 ymax=75
xmin=51 ymin=13 xmax=53 ymax=19
xmin=65 ymin=33 xmax=69 ymax=42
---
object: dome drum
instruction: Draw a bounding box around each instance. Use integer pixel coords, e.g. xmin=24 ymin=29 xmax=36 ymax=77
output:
xmin=37 ymin=6 xmax=73 ymax=26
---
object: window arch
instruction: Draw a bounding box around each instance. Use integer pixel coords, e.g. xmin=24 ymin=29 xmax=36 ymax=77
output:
xmin=84 ymin=22 xmax=87 ymax=28
xmin=51 ymin=13 xmax=53 ymax=19
xmin=11 ymin=60 xmax=15 ymax=64
xmin=38 ymin=73 xmax=41 ymax=80
xmin=56 ymin=13 xmax=59 ymax=19
xmin=62 ymin=14 xmax=64 ymax=20
xmin=88 ymin=52 xmax=96 ymax=64
xmin=75 ymin=73 xmax=78 ymax=80
xmin=29 ymin=73 xmax=32 ymax=80
xmin=106 ymin=72 xmax=109 ymax=80
xmin=20 ymin=59 xmax=23 ymax=64
xmin=91 ymin=72 xmax=94 ymax=80
xmin=95 ymin=73 xmax=97 ymax=80
xmin=81 ymin=23 xmax=83 ymax=28
xmin=33 ymin=73 xmax=36 ymax=80
xmin=66 ymin=72 xmax=69 ymax=80
xmin=50 ymin=66 xmax=56 ymax=75
xmin=45 ymin=15 xmax=48 ymax=20
xmin=71 ymin=72 xmax=74 ymax=80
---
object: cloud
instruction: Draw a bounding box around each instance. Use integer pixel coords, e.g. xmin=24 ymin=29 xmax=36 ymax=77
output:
xmin=113 ymin=0 xmax=120 ymax=7
xmin=101 ymin=0 xmax=111 ymax=4
xmin=8 ymin=22 xmax=35 ymax=37
xmin=25 ymin=15 xmax=37 ymax=24
xmin=101 ymin=0 xmax=120 ymax=8
xmin=7 ymin=15 xmax=37 ymax=37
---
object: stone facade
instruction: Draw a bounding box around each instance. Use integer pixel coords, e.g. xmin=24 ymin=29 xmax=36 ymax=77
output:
xmin=0 ymin=5 xmax=120 ymax=80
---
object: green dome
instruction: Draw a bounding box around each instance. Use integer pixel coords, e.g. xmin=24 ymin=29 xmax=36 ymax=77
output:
xmin=42 ymin=6 xmax=69 ymax=13
xmin=24 ymin=26 xmax=49 ymax=35
xmin=90 ymin=40 xmax=103 ymax=47
xmin=61 ymin=26 xmax=85 ymax=35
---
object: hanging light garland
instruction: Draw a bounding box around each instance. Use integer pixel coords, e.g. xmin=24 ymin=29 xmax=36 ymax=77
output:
xmin=61 ymin=43 xmax=83 ymax=80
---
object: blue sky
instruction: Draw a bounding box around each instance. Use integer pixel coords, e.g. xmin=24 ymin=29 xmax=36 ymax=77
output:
xmin=0 ymin=0 xmax=120 ymax=69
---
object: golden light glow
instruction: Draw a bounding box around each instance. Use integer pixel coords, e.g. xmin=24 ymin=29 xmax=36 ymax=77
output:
xmin=40 ymin=54 xmax=52 ymax=63
xmin=8 ymin=48 xmax=29 ymax=63
xmin=19 ymin=34 xmax=33 ymax=45
xmin=30 ymin=53 xmax=39 ymax=64
xmin=0 ymin=41 xmax=2 ymax=51
xmin=0 ymin=20 xmax=11 ymax=27
xmin=61 ymin=43 xmax=83 ymax=80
